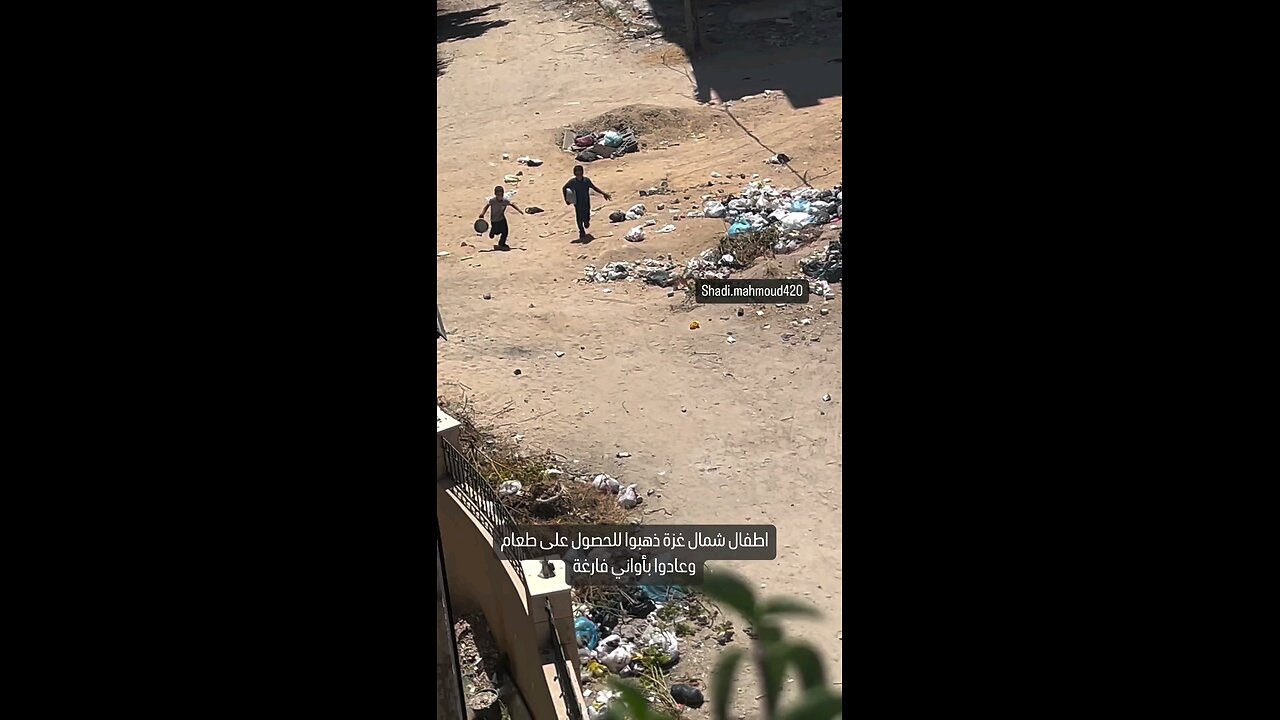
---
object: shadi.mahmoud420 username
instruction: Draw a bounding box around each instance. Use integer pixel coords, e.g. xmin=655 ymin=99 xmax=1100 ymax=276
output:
xmin=695 ymin=279 xmax=810 ymax=303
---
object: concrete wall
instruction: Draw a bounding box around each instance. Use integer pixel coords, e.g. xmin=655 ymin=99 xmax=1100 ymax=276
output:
xmin=437 ymin=483 xmax=555 ymax=720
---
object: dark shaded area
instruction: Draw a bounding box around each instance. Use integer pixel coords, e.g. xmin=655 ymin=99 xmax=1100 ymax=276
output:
xmin=437 ymin=51 xmax=451 ymax=77
xmin=437 ymin=3 xmax=510 ymax=44
xmin=642 ymin=0 xmax=842 ymax=108
xmin=571 ymin=233 xmax=596 ymax=244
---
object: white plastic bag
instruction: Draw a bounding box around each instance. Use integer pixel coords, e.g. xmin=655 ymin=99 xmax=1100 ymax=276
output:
xmin=628 ymin=203 xmax=646 ymax=216
xmin=704 ymin=201 xmax=726 ymax=218
xmin=592 ymin=474 xmax=621 ymax=493
xmin=618 ymin=484 xmax=638 ymax=509
xmin=657 ymin=224 xmax=676 ymax=233
xmin=625 ymin=227 xmax=646 ymax=242
xmin=780 ymin=211 xmax=812 ymax=231
xmin=499 ymin=480 xmax=523 ymax=496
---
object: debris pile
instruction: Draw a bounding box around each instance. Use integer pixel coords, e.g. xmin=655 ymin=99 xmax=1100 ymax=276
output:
xmin=566 ymin=126 xmax=640 ymax=162
xmin=800 ymin=238 xmax=843 ymax=283
xmin=581 ymin=258 xmax=679 ymax=286
xmin=574 ymin=587 xmax=728 ymax=719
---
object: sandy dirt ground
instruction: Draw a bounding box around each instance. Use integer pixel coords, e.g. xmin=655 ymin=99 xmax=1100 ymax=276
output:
xmin=438 ymin=1 xmax=842 ymax=715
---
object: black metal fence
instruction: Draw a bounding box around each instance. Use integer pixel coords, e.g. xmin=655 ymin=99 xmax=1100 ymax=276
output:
xmin=546 ymin=600 xmax=586 ymax=720
xmin=441 ymin=437 xmax=529 ymax=591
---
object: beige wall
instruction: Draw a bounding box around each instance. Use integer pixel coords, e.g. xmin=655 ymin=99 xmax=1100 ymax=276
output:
xmin=437 ymin=484 xmax=555 ymax=720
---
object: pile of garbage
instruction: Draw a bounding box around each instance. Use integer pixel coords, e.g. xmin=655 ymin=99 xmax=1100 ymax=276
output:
xmin=800 ymin=238 xmax=843 ymax=283
xmin=574 ymin=586 xmax=721 ymax=719
xmin=581 ymin=258 xmax=679 ymax=286
xmin=716 ymin=181 xmax=843 ymax=240
xmin=570 ymin=127 xmax=639 ymax=162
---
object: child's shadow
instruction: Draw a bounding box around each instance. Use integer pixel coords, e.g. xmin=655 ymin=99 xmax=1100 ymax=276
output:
xmin=571 ymin=233 xmax=596 ymax=244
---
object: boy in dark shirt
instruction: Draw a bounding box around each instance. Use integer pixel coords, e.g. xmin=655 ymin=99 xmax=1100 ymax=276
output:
xmin=562 ymin=165 xmax=611 ymax=240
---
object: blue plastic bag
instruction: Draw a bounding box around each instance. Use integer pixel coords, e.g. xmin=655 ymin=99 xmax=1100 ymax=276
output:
xmin=727 ymin=219 xmax=753 ymax=237
xmin=789 ymin=199 xmax=811 ymax=213
xmin=575 ymin=616 xmax=600 ymax=650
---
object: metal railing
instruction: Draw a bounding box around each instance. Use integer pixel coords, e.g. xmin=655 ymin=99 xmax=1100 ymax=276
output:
xmin=441 ymin=437 xmax=529 ymax=591
xmin=547 ymin=600 xmax=585 ymax=720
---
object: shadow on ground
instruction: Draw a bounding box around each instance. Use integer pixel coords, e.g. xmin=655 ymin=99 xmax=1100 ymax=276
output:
xmin=437 ymin=2 xmax=511 ymax=44
xmin=643 ymin=0 xmax=842 ymax=108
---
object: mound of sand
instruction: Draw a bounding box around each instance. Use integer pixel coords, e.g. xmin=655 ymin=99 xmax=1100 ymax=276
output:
xmin=560 ymin=104 xmax=722 ymax=147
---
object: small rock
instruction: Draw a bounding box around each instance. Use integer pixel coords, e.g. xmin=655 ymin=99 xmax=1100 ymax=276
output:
xmin=483 ymin=293 xmax=492 ymax=300
xmin=667 ymin=290 xmax=675 ymax=297
xmin=617 ymin=452 xmax=631 ymax=458
xmin=820 ymin=308 xmax=829 ymax=315
xmin=763 ymin=324 xmax=770 ymax=329
xmin=555 ymin=351 xmax=565 ymax=357
xmin=800 ymin=318 xmax=813 ymax=325
xmin=726 ymin=335 xmax=736 ymax=344
xmin=736 ymin=308 xmax=744 ymax=316
xmin=657 ymin=203 xmax=664 ymax=210
xmin=437 ymin=251 xmax=450 ymax=257
xmin=502 ymin=153 xmax=510 ymax=160
xmin=822 ymin=394 xmax=831 ymax=401
xmin=681 ymin=406 xmax=687 ymax=413
xmin=529 ymin=303 xmax=535 ymax=308
xmin=514 ymin=369 xmax=522 ymax=376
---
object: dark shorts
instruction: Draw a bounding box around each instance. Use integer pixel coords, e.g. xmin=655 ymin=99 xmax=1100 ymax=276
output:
xmin=489 ymin=219 xmax=509 ymax=244
xmin=575 ymin=204 xmax=591 ymax=232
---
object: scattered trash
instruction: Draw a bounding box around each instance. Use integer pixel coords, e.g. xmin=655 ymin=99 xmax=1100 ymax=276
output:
xmin=644 ymin=218 xmax=656 ymax=227
xmin=766 ymin=153 xmax=791 ymax=164
xmin=526 ymin=206 xmax=544 ymax=214
xmin=555 ymin=351 xmax=565 ymax=357
xmin=483 ymin=293 xmax=492 ymax=300
xmin=657 ymin=224 xmax=676 ymax=233
xmin=726 ymin=335 xmax=736 ymax=344
xmin=704 ymin=201 xmax=727 ymax=218
xmin=628 ymin=203 xmax=646 ymax=216
xmin=592 ymin=474 xmax=621 ymax=493
xmin=576 ymin=616 xmax=601 ymax=650
xmin=720 ymin=254 xmax=736 ymax=265
xmin=710 ymin=171 xmax=722 ymax=177
xmin=502 ymin=153 xmax=510 ymax=160
xmin=499 ymin=480 xmax=523 ymax=496
xmin=822 ymin=394 xmax=832 ymax=402
xmin=800 ymin=318 xmax=812 ymax=326
xmin=800 ymin=239 xmax=843 ymax=282
xmin=625 ymin=227 xmax=646 ymax=242
xmin=577 ymin=150 xmax=600 ymax=162
xmin=656 ymin=203 xmax=665 ymax=210
xmin=515 ymin=156 xmax=543 ymax=166
xmin=437 ymin=251 xmax=450 ymax=257
xmin=670 ymin=685 xmax=705 ymax=709
xmin=504 ymin=174 xmax=520 ymax=183
xmin=617 ymin=452 xmax=631 ymax=458
xmin=820 ymin=308 xmax=830 ymax=315
xmin=689 ymin=321 xmax=700 ymax=330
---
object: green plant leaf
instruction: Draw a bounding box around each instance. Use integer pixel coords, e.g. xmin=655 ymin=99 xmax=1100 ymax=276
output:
xmin=760 ymin=598 xmax=821 ymax=618
xmin=703 ymin=571 xmax=759 ymax=624
xmin=711 ymin=647 xmax=745 ymax=720
xmin=786 ymin=643 xmax=827 ymax=690
xmin=760 ymin=640 xmax=789 ymax=717
xmin=605 ymin=677 xmax=664 ymax=720
xmin=779 ymin=688 xmax=843 ymax=720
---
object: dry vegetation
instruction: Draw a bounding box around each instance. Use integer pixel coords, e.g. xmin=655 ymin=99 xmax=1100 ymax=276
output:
xmin=438 ymin=394 xmax=631 ymax=525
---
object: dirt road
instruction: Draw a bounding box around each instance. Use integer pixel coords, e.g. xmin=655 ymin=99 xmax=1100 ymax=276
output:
xmin=437 ymin=1 xmax=842 ymax=714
